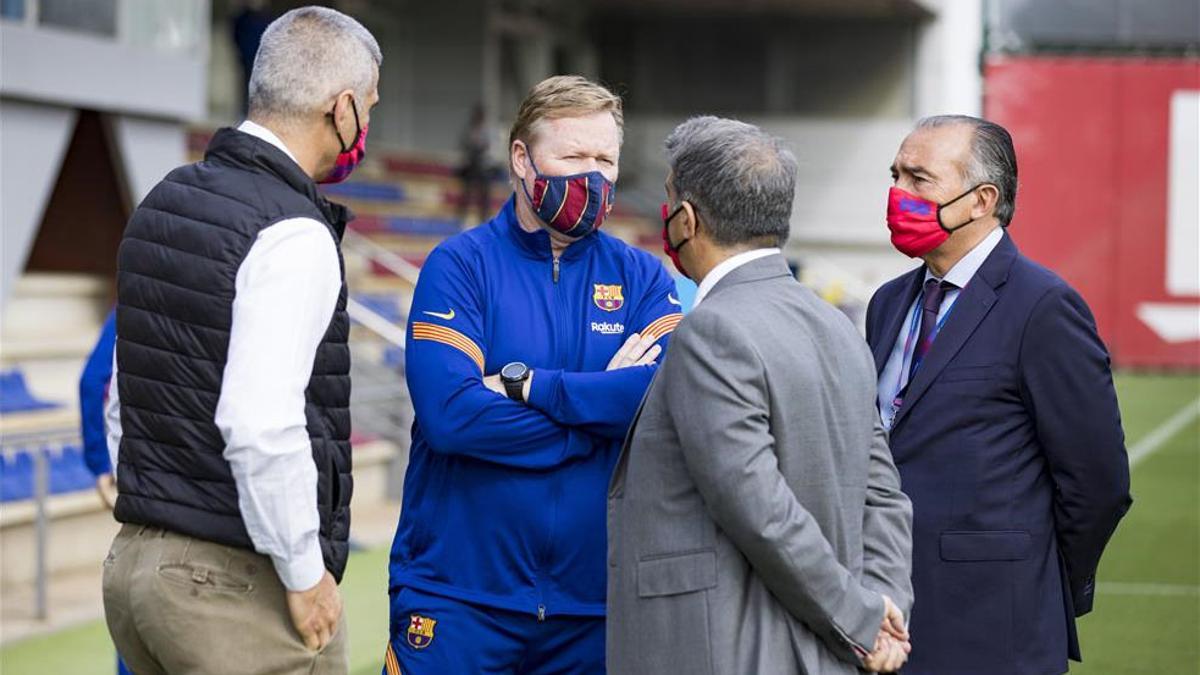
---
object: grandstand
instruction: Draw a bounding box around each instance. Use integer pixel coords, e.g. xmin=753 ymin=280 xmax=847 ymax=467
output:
xmin=2 ymin=3 xmax=1195 ymax=671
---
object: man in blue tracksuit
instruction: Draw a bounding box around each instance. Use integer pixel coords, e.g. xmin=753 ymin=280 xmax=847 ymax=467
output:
xmin=78 ymin=309 xmax=132 ymax=675
xmin=385 ymin=76 xmax=683 ymax=674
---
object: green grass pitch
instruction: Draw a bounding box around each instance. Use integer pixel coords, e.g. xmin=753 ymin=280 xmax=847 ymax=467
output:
xmin=2 ymin=373 xmax=1196 ymax=675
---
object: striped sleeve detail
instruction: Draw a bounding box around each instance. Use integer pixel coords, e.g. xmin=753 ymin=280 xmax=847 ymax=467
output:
xmin=641 ymin=313 xmax=684 ymax=344
xmin=385 ymin=641 xmax=403 ymax=675
xmin=411 ymin=321 xmax=485 ymax=373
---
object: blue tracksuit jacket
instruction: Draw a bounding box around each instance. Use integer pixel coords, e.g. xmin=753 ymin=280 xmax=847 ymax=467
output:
xmin=388 ymin=196 xmax=682 ymax=618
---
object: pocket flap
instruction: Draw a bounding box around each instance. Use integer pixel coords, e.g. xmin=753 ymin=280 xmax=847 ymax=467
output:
xmin=637 ymin=549 xmax=717 ymax=598
xmin=940 ymin=530 xmax=1032 ymax=561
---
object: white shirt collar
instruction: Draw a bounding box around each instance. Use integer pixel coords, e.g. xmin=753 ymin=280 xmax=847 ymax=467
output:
xmin=925 ymin=227 xmax=1004 ymax=288
xmin=237 ymin=120 xmax=302 ymax=168
xmin=694 ymin=248 xmax=781 ymax=307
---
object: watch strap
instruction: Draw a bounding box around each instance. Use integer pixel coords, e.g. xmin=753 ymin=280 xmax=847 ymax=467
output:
xmin=503 ymin=376 xmax=525 ymax=402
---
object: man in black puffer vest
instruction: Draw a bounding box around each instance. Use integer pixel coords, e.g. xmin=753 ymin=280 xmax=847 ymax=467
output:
xmin=100 ymin=7 xmax=381 ymax=674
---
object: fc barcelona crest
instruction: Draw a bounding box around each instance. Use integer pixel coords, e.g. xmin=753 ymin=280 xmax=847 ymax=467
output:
xmin=593 ymin=284 xmax=624 ymax=312
xmin=407 ymin=614 xmax=437 ymax=649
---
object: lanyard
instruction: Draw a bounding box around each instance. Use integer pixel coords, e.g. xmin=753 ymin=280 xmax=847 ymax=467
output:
xmin=890 ymin=289 xmax=958 ymax=410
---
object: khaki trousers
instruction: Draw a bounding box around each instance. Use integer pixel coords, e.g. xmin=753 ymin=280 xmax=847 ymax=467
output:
xmin=102 ymin=524 xmax=348 ymax=675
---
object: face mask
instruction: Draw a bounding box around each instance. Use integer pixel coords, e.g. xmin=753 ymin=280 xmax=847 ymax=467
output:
xmin=320 ymin=98 xmax=367 ymax=185
xmin=885 ymin=185 xmax=982 ymax=258
xmin=520 ymin=152 xmax=615 ymax=239
xmin=661 ymin=202 xmax=691 ymax=278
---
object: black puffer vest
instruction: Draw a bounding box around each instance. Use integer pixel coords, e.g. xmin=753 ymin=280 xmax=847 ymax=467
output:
xmin=113 ymin=128 xmax=353 ymax=580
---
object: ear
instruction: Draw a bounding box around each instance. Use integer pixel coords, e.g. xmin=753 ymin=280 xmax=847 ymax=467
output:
xmin=511 ymin=140 xmax=530 ymax=181
xmin=680 ymin=201 xmax=700 ymax=240
xmin=332 ymin=88 xmax=356 ymax=120
xmin=973 ymin=184 xmax=1000 ymax=220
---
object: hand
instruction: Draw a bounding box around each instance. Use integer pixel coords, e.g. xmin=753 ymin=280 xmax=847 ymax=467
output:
xmin=483 ymin=374 xmax=504 ymax=396
xmin=880 ymin=594 xmax=909 ymax=642
xmin=862 ymin=632 xmax=911 ymax=673
xmin=606 ymin=333 xmax=662 ymax=371
xmin=286 ymin=571 xmax=342 ymax=651
xmin=95 ymin=473 xmax=117 ymax=510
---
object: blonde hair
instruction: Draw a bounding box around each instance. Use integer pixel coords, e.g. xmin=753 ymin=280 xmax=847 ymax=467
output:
xmin=508 ymin=75 xmax=624 ymax=149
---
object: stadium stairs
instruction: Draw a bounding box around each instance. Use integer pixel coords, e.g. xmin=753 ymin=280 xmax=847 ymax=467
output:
xmin=0 ymin=131 xmax=667 ymax=635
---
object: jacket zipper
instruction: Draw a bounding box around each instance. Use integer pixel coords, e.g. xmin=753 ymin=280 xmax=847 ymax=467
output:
xmin=535 ymin=254 xmax=567 ymax=622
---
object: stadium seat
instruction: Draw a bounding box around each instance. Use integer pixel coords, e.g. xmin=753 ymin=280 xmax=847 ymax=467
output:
xmin=0 ymin=369 xmax=60 ymax=414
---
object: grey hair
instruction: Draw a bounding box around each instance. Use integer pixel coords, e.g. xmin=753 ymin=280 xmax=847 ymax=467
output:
xmin=665 ymin=116 xmax=797 ymax=248
xmin=915 ymin=115 xmax=1018 ymax=226
xmin=248 ymin=6 xmax=382 ymax=120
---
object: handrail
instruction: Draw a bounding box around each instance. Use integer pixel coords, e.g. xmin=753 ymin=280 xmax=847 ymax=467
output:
xmin=347 ymin=297 xmax=407 ymax=349
xmin=343 ymin=230 xmax=422 ymax=286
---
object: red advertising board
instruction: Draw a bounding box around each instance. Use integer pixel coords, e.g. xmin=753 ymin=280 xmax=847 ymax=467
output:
xmin=984 ymin=56 xmax=1200 ymax=369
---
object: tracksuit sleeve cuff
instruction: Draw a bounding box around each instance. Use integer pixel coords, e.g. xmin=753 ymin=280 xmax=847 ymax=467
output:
xmin=272 ymin=537 xmax=326 ymax=592
xmin=526 ymin=368 xmax=563 ymax=414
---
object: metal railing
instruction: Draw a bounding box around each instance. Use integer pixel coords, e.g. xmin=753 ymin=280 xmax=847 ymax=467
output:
xmin=0 ymin=428 xmax=81 ymax=621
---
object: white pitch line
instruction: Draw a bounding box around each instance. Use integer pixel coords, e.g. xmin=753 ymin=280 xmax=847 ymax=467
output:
xmin=1128 ymin=394 xmax=1200 ymax=469
xmin=1097 ymin=582 xmax=1200 ymax=598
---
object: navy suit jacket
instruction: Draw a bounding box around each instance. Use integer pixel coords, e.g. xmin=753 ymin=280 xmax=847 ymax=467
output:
xmin=865 ymin=232 xmax=1131 ymax=675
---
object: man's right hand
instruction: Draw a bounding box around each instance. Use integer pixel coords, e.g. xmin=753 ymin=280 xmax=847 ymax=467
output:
xmin=286 ymin=571 xmax=342 ymax=651
xmin=863 ymin=594 xmax=911 ymax=673
xmin=606 ymin=333 xmax=662 ymax=370
xmin=95 ymin=473 xmax=117 ymax=510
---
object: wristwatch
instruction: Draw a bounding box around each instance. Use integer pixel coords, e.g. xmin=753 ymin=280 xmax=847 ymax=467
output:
xmin=500 ymin=362 xmax=531 ymax=402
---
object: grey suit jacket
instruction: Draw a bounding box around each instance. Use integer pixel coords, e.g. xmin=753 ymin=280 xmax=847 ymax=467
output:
xmin=607 ymin=254 xmax=913 ymax=675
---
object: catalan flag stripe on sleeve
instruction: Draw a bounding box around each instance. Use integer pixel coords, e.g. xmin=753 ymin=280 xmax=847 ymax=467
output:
xmin=385 ymin=641 xmax=403 ymax=675
xmin=641 ymin=313 xmax=683 ymax=344
xmin=412 ymin=321 xmax=485 ymax=373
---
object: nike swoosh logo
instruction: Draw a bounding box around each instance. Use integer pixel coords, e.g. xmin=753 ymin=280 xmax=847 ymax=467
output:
xmin=667 ymin=295 xmax=682 ymax=306
xmin=423 ymin=309 xmax=456 ymax=320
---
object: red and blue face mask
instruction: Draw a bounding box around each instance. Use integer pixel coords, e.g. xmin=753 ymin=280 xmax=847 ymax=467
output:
xmin=885 ymin=185 xmax=982 ymax=258
xmin=320 ymin=99 xmax=368 ymax=185
xmin=520 ymin=155 xmax=616 ymax=239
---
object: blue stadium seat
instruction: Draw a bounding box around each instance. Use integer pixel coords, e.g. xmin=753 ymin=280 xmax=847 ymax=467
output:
xmin=385 ymin=216 xmax=461 ymax=236
xmin=383 ymin=345 xmax=405 ymax=368
xmin=0 ymin=370 xmax=59 ymax=414
xmin=0 ymin=451 xmax=34 ymax=502
xmin=1 ymin=445 xmax=96 ymax=502
xmin=353 ymin=293 xmax=406 ymax=324
xmin=320 ymin=181 xmax=406 ymax=202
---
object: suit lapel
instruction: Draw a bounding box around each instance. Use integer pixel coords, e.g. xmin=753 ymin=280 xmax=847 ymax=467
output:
xmin=891 ymin=233 xmax=1018 ymax=432
xmin=873 ymin=269 xmax=925 ymax=374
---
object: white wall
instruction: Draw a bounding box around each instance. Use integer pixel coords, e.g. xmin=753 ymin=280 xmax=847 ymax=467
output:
xmin=0 ymin=22 xmax=207 ymax=121
xmin=913 ymin=0 xmax=984 ymax=117
xmin=110 ymin=115 xmax=187 ymax=205
xmin=0 ymin=101 xmax=78 ymax=312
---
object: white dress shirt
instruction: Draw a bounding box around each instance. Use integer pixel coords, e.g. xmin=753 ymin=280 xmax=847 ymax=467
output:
xmin=877 ymin=227 xmax=1004 ymax=429
xmin=694 ymin=248 xmax=782 ymax=307
xmin=105 ymin=120 xmax=341 ymax=592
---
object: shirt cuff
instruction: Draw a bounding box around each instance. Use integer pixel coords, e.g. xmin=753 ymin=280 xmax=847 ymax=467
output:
xmin=271 ymin=536 xmax=326 ymax=592
xmin=525 ymin=367 xmax=563 ymax=414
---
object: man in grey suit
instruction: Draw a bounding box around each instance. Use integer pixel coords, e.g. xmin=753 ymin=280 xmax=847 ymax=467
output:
xmin=607 ymin=117 xmax=914 ymax=675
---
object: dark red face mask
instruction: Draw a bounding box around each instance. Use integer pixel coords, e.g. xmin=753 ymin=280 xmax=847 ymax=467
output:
xmin=661 ymin=202 xmax=691 ymax=278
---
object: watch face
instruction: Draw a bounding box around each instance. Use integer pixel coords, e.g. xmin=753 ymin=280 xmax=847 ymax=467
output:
xmin=501 ymin=362 xmax=527 ymax=381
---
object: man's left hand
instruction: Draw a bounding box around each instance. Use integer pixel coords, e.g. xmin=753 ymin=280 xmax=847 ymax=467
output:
xmin=606 ymin=333 xmax=662 ymax=370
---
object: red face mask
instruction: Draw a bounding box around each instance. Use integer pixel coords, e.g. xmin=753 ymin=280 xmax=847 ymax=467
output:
xmin=661 ymin=202 xmax=691 ymax=278
xmin=886 ymin=185 xmax=981 ymax=258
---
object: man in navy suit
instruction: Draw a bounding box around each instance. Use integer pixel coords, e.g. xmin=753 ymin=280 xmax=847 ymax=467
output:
xmin=866 ymin=115 xmax=1132 ymax=675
